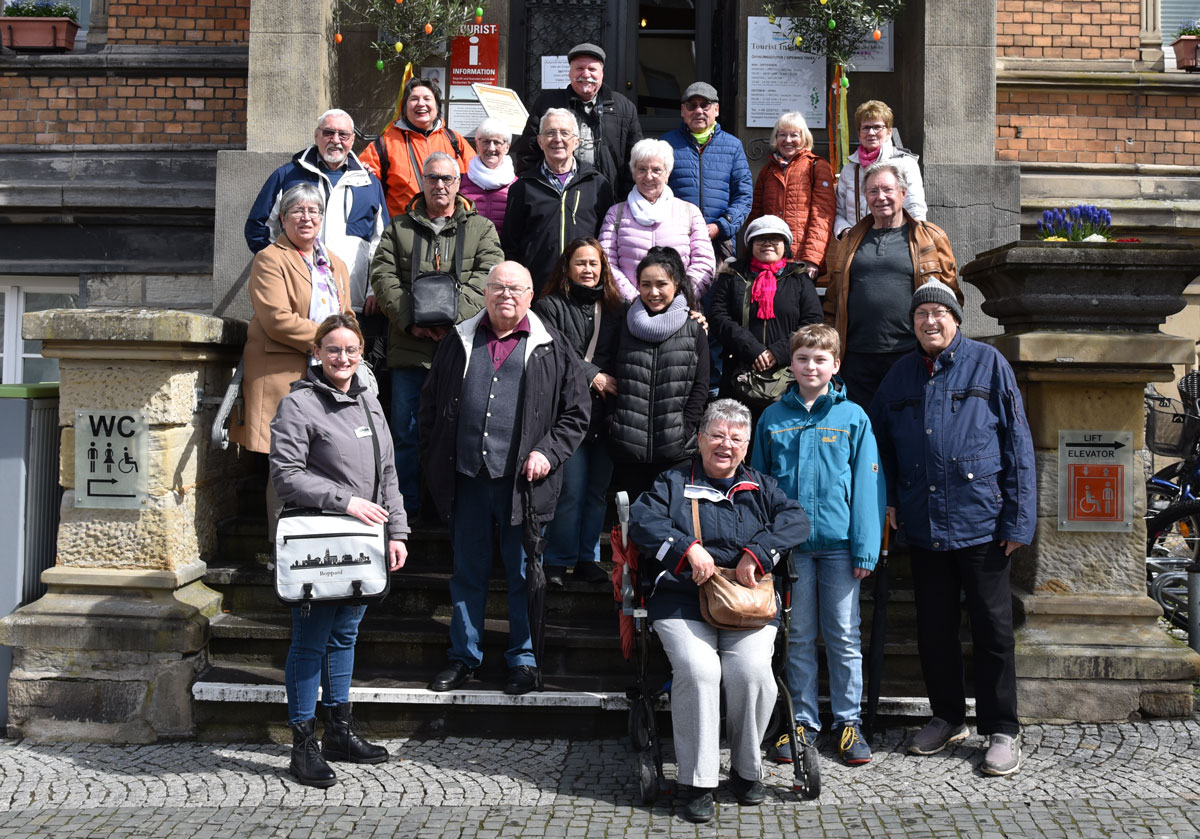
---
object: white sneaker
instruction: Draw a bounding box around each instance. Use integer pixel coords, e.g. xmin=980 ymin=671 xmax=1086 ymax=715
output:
xmin=982 ymin=733 xmax=1022 ymax=776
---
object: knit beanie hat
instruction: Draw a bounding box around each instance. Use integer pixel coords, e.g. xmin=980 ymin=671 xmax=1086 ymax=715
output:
xmin=910 ymin=278 xmax=963 ymax=324
xmin=743 ymin=214 xmax=793 ymax=247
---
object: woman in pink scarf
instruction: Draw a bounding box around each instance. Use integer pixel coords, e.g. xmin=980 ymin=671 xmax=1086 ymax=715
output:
xmin=709 ymin=215 xmax=822 ymax=419
xmin=834 ymin=101 xmax=926 ymax=239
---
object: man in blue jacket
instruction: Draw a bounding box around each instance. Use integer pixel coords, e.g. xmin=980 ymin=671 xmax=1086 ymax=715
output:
xmin=662 ymin=82 xmax=753 ymax=265
xmin=869 ymin=278 xmax=1035 ymax=777
xmin=245 ymin=109 xmax=389 ymax=318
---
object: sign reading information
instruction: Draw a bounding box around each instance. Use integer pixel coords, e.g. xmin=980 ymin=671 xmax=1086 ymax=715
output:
xmin=75 ymin=410 xmax=148 ymax=510
xmin=1057 ymin=430 xmax=1133 ymax=532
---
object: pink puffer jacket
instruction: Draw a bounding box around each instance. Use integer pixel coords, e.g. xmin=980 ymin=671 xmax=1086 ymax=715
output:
xmin=598 ymin=195 xmax=717 ymax=300
xmin=460 ymin=171 xmax=516 ymax=237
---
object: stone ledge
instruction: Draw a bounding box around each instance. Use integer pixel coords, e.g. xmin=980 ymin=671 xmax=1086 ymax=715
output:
xmin=24 ymin=308 xmax=246 ymax=348
xmin=43 ymin=562 xmax=207 ymax=590
xmin=997 ymin=67 xmax=1200 ymax=92
xmin=982 ymin=331 xmax=1195 ymax=368
xmin=0 ymin=44 xmax=248 ymax=74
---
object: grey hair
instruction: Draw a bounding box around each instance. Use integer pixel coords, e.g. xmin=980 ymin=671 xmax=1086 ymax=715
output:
xmin=317 ymin=108 xmax=354 ymax=131
xmin=422 ymin=151 xmax=457 ymax=174
xmin=473 ymin=117 xmax=511 ymax=140
xmin=863 ymin=159 xmax=908 ymax=191
xmin=700 ymin=398 xmax=752 ymax=436
xmin=280 ymin=182 xmax=325 ymax=216
xmin=629 ymin=138 xmax=674 ymax=177
xmin=539 ymin=107 xmax=579 ymax=135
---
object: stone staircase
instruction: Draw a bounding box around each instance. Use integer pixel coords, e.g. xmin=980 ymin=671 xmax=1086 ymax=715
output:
xmin=192 ymin=474 xmax=955 ymax=740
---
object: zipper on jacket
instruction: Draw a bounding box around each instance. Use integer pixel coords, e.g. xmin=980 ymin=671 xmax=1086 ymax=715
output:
xmin=646 ymin=343 xmax=657 ymax=463
xmin=559 ymin=189 xmax=568 ymax=253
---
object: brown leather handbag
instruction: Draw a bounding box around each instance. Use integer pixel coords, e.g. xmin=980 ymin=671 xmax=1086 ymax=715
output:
xmin=691 ymin=498 xmax=777 ymax=630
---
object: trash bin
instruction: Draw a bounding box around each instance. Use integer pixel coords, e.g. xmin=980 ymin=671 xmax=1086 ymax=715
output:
xmin=0 ymin=383 xmax=62 ymax=728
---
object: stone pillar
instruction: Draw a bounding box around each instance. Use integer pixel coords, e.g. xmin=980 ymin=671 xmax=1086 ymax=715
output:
xmin=0 ymin=310 xmax=247 ymax=742
xmin=1139 ymin=0 xmax=1165 ymax=71
xmin=212 ymin=0 xmax=338 ymax=319
xmin=966 ymin=244 xmax=1200 ymax=722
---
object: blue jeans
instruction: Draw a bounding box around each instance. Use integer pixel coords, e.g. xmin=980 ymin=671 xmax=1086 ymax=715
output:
xmin=543 ymin=438 xmax=612 ymax=568
xmin=785 ymin=548 xmax=863 ymax=730
xmin=285 ymin=603 xmax=366 ymax=725
xmin=390 ymin=367 xmax=427 ymax=514
xmin=448 ymin=472 xmax=534 ymax=669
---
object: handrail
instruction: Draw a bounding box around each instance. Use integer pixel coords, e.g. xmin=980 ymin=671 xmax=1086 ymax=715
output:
xmin=210 ymin=359 xmax=244 ymax=451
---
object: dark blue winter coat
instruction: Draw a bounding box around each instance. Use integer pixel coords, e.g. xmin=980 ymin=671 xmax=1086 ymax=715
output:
xmin=662 ymin=123 xmax=753 ymax=243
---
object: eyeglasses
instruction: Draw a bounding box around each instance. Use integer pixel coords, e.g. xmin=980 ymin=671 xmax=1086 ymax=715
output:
xmin=866 ymin=186 xmax=899 ymax=197
xmin=540 ymin=129 xmax=576 ymax=140
xmin=486 ymin=283 xmax=532 ymax=298
xmin=423 ymin=173 xmax=459 ymax=185
xmin=287 ymin=207 xmax=323 ymax=219
xmin=321 ymin=345 xmax=361 ymax=358
xmin=776 ymin=132 xmax=804 ymax=141
xmin=477 ymin=137 xmax=509 ymax=147
xmin=860 ymin=123 xmax=888 ymax=134
xmin=319 ymin=128 xmax=353 ymax=141
xmin=703 ymin=431 xmax=748 ymax=447
xmin=914 ymin=308 xmax=953 ymax=322
xmin=683 ymin=100 xmax=715 ymax=111
xmin=634 ymin=165 xmax=666 ymax=177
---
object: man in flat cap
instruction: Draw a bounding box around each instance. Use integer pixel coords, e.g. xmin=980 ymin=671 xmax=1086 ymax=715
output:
xmin=515 ymin=42 xmax=643 ymax=196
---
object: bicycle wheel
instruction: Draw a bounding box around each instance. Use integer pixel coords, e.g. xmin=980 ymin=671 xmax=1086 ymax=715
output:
xmin=1146 ymin=501 xmax=1200 ymax=562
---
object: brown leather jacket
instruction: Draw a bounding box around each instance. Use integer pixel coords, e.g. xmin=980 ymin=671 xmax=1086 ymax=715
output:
xmin=821 ymin=210 xmax=960 ymax=349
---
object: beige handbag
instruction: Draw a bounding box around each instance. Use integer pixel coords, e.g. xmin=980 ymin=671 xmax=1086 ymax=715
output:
xmin=690 ymin=499 xmax=777 ymax=630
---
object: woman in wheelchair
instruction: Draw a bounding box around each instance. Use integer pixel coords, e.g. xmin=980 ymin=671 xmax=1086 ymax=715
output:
xmin=629 ymin=399 xmax=810 ymax=823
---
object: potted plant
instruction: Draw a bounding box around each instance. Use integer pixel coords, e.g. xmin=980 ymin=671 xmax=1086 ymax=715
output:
xmin=1 ymin=0 xmax=80 ymax=51
xmin=1172 ymin=20 xmax=1200 ymax=71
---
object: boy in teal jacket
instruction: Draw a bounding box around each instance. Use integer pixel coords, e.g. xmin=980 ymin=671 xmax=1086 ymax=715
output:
xmin=751 ymin=323 xmax=885 ymax=765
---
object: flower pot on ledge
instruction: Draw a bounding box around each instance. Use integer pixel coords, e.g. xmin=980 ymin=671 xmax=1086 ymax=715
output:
xmin=1 ymin=16 xmax=79 ymax=51
xmin=961 ymin=241 xmax=1200 ymax=334
xmin=1172 ymin=35 xmax=1199 ymax=71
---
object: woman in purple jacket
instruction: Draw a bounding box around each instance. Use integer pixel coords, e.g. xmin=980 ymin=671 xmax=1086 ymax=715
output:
xmin=459 ymin=118 xmax=517 ymax=236
xmin=599 ymin=138 xmax=716 ymax=301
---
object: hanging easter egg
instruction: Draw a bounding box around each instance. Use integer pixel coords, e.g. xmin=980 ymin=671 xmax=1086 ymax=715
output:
xmin=475 ymin=15 xmax=482 ymax=23
xmin=394 ymin=41 xmax=403 ymax=53
xmin=334 ymin=32 xmax=342 ymax=44
xmin=840 ymin=76 xmax=849 ymax=88
xmin=424 ymin=22 xmax=433 ymax=34
xmin=827 ymin=18 xmax=836 ymax=30
xmin=395 ymin=0 xmax=403 ymax=4
xmin=873 ymin=29 xmax=882 ymax=40
xmin=793 ymin=35 xmax=803 ymax=47
xmin=768 ymin=15 xmax=775 ymax=23
xmin=376 ymin=59 xmax=385 ymax=71
xmin=475 ymin=6 xmax=483 ymax=15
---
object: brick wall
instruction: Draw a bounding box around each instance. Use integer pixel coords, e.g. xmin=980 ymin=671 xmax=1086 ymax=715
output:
xmin=996 ymin=0 xmax=1140 ymax=61
xmin=996 ymin=89 xmax=1198 ymax=167
xmin=0 ymin=74 xmax=247 ymax=145
xmin=107 ymin=0 xmax=249 ymax=46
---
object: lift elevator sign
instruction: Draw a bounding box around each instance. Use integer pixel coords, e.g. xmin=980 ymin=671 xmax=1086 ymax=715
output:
xmin=75 ymin=410 xmax=148 ymax=509
xmin=1057 ymin=429 xmax=1132 ymax=532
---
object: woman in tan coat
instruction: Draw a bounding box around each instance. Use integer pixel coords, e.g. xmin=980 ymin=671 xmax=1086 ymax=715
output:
xmin=232 ymin=182 xmax=353 ymax=455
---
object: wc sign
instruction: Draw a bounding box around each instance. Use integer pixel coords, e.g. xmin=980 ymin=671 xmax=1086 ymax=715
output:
xmin=1057 ymin=429 xmax=1132 ymax=532
xmin=74 ymin=410 xmax=148 ymax=509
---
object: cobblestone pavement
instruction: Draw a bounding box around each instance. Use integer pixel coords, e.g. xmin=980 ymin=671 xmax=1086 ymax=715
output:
xmin=1 ymin=715 xmax=1198 ymax=837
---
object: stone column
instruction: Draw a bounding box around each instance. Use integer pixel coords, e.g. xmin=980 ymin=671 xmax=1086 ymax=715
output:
xmin=0 ymin=310 xmax=247 ymax=742
xmin=1139 ymin=0 xmax=1165 ymax=71
xmin=966 ymin=244 xmax=1200 ymax=722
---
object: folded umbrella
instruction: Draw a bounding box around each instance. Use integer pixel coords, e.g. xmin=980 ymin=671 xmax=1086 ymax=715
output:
xmin=521 ymin=479 xmax=547 ymax=690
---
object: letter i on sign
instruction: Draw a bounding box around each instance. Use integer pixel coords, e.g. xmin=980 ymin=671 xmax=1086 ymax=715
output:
xmin=469 ymin=36 xmax=479 ymax=65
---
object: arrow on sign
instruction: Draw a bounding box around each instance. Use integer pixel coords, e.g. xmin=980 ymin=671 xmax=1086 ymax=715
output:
xmin=87 ymin=478 xmax=135 ymax=498
xmin=1065 ymin=440 xmax=1125 ymax=450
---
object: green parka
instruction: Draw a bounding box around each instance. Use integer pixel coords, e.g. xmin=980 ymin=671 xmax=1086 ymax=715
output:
xmin=369 ymin=194 xmax=504 ymax=369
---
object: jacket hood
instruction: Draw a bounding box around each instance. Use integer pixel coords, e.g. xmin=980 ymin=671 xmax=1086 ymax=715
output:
xmin=451 ymin=307 xmax=556 ymax=374
xmin=781 ymin=375 xmax=848 ymax=414
xmin=290 ymin=364 xmax=368 ymax=402
xmin=295 ymin=144 xmax=370 ymax=175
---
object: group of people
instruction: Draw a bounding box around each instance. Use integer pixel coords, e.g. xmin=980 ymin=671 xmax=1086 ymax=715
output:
xmin=234 ymin=43 xmax=1036 ymax=814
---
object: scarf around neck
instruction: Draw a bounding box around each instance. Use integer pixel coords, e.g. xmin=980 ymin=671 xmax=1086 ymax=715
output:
xmin=626 ymin=294 xmax=688 ymax=343
xmin=857 ymin=144 xmax=882 ymax=168
xmin=691 ymin=123 xmax=716 ymax=146
xmin=749 ymin=257 xmax=787 ymax=320
xmin=626 ymin=184 xmax=675 ymax=227
xmin=467 ymin=154 xmax=516 ymax=190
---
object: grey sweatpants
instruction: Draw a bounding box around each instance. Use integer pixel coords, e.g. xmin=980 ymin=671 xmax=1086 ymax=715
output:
xmin=655 ymin=618 xmax=778 ymax=788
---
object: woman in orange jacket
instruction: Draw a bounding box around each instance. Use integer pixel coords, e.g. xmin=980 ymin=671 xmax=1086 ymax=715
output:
xmin=747 ymin=112 xmax=836 ymax=281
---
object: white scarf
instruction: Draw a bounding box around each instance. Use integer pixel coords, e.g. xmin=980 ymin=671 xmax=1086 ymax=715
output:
xmin=467 ymin=154 xmax=516 ymax=190
xmin=626 ymin=184 xmax=675 ymax=227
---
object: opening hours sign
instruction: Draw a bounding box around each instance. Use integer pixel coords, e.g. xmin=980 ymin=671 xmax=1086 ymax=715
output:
xmin=1057 ymin=430 xmax=1133 ymax=532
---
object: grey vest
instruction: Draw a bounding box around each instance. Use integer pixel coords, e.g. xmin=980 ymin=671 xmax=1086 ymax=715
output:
xmin=456 ymin=329 xmax=527 ymax=479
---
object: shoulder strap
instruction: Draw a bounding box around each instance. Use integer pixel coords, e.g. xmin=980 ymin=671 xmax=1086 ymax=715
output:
xmin=372 ymin=136 xmax=390 ymax=188
xmin=690 ymin=498 xmax=702 ymax=543
xmin=447 ymin=128 xmax=462 ymax=159
xmin=614 ymin=202 xmax=624 ymax=238
xmin=451 ymin=222 xmax=465 ymax=278
xmin=358 ymin=395 xmax=382 ymax=505
xmin=853 ymin=163 xmax=862 ymax=224
xmin=583 ymin=301 xmax=602 ymax=363
xmin=402 ymin=133 xmax=423 ymax=186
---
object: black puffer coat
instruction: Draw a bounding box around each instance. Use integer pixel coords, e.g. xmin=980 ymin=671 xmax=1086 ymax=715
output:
xmin=533 ymin=284 xmax=622 ymax=438
xmin=608 ymin=311 xmax=710 ymax=464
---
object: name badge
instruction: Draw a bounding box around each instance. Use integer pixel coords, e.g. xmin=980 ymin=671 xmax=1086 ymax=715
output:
xmin=354 ymin=426 xmax=372 ymax=438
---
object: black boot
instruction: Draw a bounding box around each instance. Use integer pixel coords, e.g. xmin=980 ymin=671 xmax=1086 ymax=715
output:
xmin=321 ymin=702 xmax=389 ymax=764
xmin=289 ymin=719 xmax=337 ymax=788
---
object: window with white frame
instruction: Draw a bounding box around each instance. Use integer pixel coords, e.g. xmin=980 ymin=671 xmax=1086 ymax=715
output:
xmin=0 ymin=278 xmax=81 ymax=385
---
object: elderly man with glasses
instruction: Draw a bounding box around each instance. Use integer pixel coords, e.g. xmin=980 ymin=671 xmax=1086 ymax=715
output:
xmin=370 ymin=152 xmax=504 ymax=516
xmin=420 ymin=261 xmax=590 ymax=696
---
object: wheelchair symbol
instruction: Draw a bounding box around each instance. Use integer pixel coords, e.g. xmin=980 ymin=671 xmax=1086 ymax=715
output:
xmin=117 ymin=446 xmax=139 ymax=474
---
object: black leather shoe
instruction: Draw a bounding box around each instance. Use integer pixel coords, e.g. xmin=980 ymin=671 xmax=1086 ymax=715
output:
xmin=546 ymin=569 xmax=566 ymax=587
xmin=678 ymin=785 xmax=715 ymax=823
xmin=504 ymin=664 xmax=539 ymax=695
xmin=728 ymin=770 xmax=767 ymax=805
xmin=571 ymin=562 xmax=609 ymax=584
xmin=320 ymin=702 xmax=388 ymax=764
xmin=428 ymin=661 xmax=474 ymax=692
xmin=289 ymin=719 xmax=337 ymax=788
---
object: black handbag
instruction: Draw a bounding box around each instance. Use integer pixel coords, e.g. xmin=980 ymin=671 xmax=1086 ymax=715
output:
xmin=411 ymin=226 xmax=466 ymax=327
xmin=728 ymin=270 xmax=793 ymax=410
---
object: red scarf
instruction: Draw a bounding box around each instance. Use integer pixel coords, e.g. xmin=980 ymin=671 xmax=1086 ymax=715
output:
xmin=749 ymin=257 xmax=786 ymax=320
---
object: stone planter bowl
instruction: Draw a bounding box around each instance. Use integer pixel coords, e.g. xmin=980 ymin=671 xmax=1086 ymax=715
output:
xmin=961 ymin=241 xmax=1200 ymax=334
